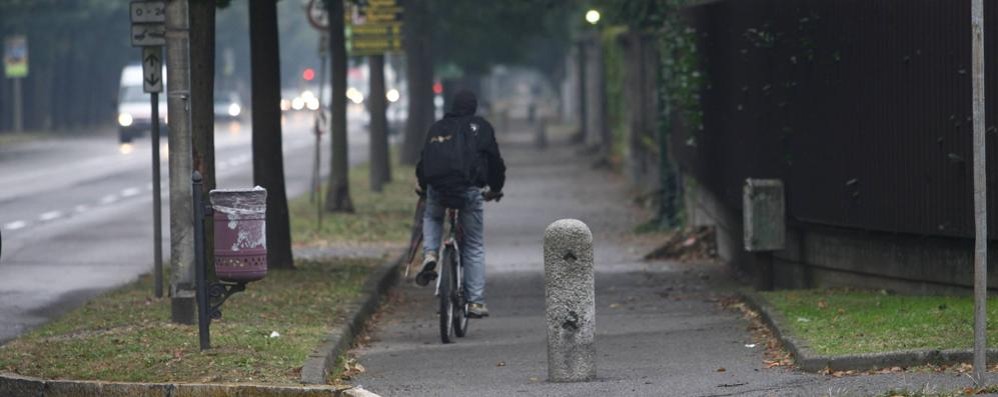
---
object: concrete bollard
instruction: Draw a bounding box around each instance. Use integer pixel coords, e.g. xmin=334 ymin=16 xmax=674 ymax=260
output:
xmin=544 ymin=219 xmax=596 ymax=382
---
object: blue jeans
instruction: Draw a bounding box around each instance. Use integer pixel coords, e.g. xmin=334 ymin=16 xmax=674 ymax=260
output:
xmin=423 ymin=186 xmax=486 ymax=304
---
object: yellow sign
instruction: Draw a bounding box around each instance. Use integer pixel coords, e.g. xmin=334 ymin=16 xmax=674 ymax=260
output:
xmin=346 ymin=0 xmax=403 ymax=56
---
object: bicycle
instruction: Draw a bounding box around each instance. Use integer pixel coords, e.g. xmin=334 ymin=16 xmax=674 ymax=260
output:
xmin=407 ymin=190 xmax=501 ymax=344
xmin=436 ymin=205 xmax=468 ymax=344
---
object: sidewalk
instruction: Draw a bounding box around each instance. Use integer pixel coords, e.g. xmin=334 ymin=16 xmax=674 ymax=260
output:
xmin=349 ymin=124 xmax=995 ymax=397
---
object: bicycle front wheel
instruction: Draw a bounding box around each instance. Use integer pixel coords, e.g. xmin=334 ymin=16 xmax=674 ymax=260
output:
xmin=439 ymin=246 xmax=456 ymax=344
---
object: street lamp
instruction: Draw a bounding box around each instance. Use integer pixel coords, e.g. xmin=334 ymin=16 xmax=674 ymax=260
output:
xmin=585 ymin=9 xmax=601 ymax=25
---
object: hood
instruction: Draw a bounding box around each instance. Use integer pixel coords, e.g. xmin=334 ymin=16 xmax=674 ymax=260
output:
xmin=446 ymin=90 xmax=477 ymax=117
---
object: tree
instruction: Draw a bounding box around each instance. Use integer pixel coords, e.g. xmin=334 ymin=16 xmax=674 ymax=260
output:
xmin=249 ymin=0 xmax=295 ymax=269
xmin=396 ymin=0 xmax=575 ymax=164
xmin=398 ymin=0 xmax=434 ymax=166
xmin=323 ymin=0 xmax=355 ymax=212
xmin=0 ymin=1 xmax=132 ymax=133
xmin=191 ymin=0 xmax=217 ymax=277
xmin=369 ymin=54 xmax=391 ymax=191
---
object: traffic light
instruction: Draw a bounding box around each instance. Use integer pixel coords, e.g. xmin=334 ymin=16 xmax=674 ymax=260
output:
xmin=303 ymin=68 xmax=315 ymax=81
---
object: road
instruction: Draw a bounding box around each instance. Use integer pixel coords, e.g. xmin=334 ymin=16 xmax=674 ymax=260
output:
xmin=0 ymin=113 xmax=371 ymax=343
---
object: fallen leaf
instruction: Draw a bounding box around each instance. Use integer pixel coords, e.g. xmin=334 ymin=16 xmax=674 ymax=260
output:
xmin=716 ymin=367 xmax=726 ymax=372
xmin=609 ymin=303 xmax=621 ymax=309
xmin=529 ymin=376 xmax=540 ymax=382
xmin=817 ymin=300 xmax=827 ymax=309
xmin=497 ymin=361 xmax=506 ymax=367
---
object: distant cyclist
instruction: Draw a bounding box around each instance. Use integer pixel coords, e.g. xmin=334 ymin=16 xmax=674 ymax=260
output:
xmin=415 ymin=90 xmax=506 ymax=318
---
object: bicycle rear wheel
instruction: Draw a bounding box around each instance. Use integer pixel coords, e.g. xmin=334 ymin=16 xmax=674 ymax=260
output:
xmin=438 ymin=246 xmax=456 ymax=343
xmin=453 ymin=255 xmax=469 ymax=338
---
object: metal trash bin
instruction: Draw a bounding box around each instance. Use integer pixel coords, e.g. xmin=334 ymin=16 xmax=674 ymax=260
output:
xmin=209 ymin=187 xmax=268 ymax=283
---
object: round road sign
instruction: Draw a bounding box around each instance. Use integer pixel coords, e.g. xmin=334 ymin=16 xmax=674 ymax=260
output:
xmin=306 ymin=0 xmax=330 ymax=31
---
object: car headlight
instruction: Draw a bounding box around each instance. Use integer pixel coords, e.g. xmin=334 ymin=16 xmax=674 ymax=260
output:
xmin=346 ymin=87 xmax=364 ymax=104
xmin=386 ymin=89 xmax=400 ymax=103
xmin=228 ymin=103 xmax=241 ymax=117
xmin=118 ymin=112 xmax=133 ymax=127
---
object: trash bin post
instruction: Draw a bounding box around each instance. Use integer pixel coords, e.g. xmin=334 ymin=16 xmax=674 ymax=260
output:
xmin=193 ymin=171 xmax=211 ymax=350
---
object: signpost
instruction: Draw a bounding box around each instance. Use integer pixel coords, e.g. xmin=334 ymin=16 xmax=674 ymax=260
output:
xmin=4 ymin=35 xmax=28 ymax=133
xmin=971 ymin=0 xmax=988 ymax=385
xmin=305 ymin=0 xmax=329 ymax=226
xmin=131 ymin=0 xmax=166 ymax=298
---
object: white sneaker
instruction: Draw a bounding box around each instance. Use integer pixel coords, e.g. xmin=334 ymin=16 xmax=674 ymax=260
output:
xmin=415 ymin=252 xmax=438 ymax=286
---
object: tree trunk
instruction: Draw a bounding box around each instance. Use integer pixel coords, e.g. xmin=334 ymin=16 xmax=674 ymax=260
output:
xmin=399 ymin=0 xmax=433 ymax=165
xmin=369 ymin=54 xmax=391 ymax=191
xmin=191 ymin=0 xmax=216 ymax=275
xmin=249 ymin=0 xmax=295 ymax=269
xmin=324 ymin=0 xmax=355 ymax=212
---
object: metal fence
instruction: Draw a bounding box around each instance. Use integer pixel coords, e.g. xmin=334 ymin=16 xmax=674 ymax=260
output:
xmin=672 ymin=0 xmax=998 ymax=238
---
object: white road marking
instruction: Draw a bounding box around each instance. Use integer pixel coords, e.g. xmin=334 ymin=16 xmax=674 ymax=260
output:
xmin=4 ymin=221 xmax=27 ymax=230
xmin=39 ymin=211 xmax=62 ymax=221
xmin=100 ymin=195 xmax=118 ymax=205
xmin=121 ymin=187 xmax=140 ymax=197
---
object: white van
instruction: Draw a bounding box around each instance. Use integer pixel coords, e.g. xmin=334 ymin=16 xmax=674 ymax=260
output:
xmin=117 ymin=64 xmax=167 ymax=143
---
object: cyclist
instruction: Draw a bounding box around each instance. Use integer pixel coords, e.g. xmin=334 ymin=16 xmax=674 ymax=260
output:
xmin=415 ymin=90 xmax=506 ymax=318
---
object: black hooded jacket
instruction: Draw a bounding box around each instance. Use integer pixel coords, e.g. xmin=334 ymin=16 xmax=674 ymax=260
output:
xmin=416 ymin=91 xmax=506 ymax=193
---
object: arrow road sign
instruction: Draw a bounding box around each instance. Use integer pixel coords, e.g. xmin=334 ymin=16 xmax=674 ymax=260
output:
xmin=142 ymin=46 xmax=163 ymax=93
xmin=130 ymin=1 xmax=166 ymax=23
xmin=132 ymin=24 xmax=166 ymax=47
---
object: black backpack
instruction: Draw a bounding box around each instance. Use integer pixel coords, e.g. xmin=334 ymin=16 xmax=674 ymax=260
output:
xmin=420 ymin=116 xmax=481 ymax=209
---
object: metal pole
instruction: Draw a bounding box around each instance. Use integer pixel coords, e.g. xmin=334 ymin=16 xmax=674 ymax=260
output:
xmin=312 ymin=48 xmax=326 ymax=204
xmin=576 ymin=41 xmax=587 ymax=144
xmin=971 ymin=0 xmax=988 ymax=384
xmin=193 ymin=171 xmax=210 ymax=351
xmin=152 ymin=92 xmax=164 ymax=298
xmin=316 ymin=34 xmax=328 ymax=228
xmin=12 ymin=77 xmax=22 ymax=133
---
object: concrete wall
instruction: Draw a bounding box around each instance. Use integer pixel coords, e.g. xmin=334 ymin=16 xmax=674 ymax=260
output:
xmin=684 ymin=175 xmax=998 ymax=294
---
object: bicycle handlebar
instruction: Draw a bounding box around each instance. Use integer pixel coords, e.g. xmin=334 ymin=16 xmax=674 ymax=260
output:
xmin=483 ymin=191 xmax=503 ymax=202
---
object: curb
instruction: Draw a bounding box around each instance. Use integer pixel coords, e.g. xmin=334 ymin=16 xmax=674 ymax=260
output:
xmin=0 ymin=371 xmax=347 ymax=396
xmin=738 ymin=290 xmax=998 ymax=372
xmin=301 ymin=253 xmax=403 ymax=385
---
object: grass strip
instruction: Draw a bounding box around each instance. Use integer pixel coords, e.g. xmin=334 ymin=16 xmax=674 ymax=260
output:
xmin=290 ymin=161 xmax=417 ymax=246
xmin=0 ymin=159 xmax=415 ymax=384
xmin=761 ymin=289 xmax=998 ymax=356
xmin=0 ymin=257 xmax=377 ymax=384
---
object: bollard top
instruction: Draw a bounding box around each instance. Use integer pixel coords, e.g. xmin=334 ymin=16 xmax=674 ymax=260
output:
xmin=544 ymin=219 xmax=593 ymax=244
xmin=192 ymin=170 xmax=202 ymax=183
xmin=209 ymin=186 xmax=268 ymax=216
